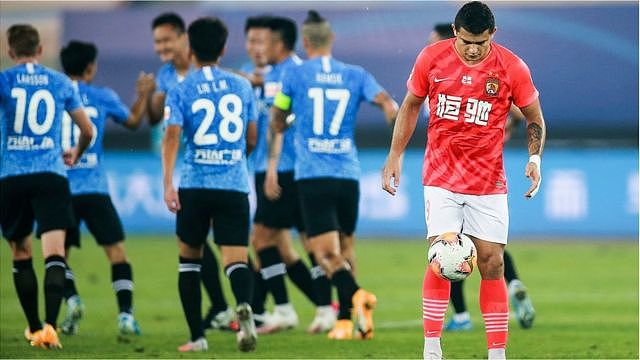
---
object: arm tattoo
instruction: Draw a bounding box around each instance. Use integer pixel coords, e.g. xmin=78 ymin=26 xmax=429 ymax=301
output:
xmin=527 ymin=123 xmax=543 ymax=155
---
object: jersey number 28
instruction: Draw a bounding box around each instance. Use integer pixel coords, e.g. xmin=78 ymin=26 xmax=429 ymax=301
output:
xmin=192 ymin=93 xmax=244 ymax=146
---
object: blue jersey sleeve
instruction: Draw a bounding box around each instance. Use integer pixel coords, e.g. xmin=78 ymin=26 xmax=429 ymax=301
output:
xmin=361 ymin=69 xmax=384 ymax=103
xmin=244 ymin=83 xmax=258 ymax=124
xmin=63 ymin=77 xmax=83 ymax=113
xmin=280 ymin=66 xmax=297 ymax=98
xmin=165 ymin=87 xmax=184 ymax=127
xmin=102 ymin=88 xmax=130 ymax=124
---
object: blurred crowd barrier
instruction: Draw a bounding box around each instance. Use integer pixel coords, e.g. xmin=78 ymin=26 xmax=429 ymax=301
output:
xmin=102 ymin=148 xmax=638 ymax=238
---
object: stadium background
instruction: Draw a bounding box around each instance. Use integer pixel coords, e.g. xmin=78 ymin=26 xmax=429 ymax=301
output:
xmin=1 ymin=0 xmax=636 ymax=238
xmin=0 ymin=1 xmax=638 ymax=358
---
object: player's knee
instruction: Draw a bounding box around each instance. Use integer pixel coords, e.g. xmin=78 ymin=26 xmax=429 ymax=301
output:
xmin=11 ymin=237 xmax=32 ymax=260
xmin=104 ymin=242 xmax=127 ymax=263
xmin=278 ymin=244 xmax=300 ymax=265
xmin=178 ymin=239 xmax=203 ymax=259
xmin=476 ymin=251 xmax=504 ymax=279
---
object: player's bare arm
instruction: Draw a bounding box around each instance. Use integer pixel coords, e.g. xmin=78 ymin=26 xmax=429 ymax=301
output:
xmin=162 ymin=124 xmax=181 ymax=212
xmin=246 ymin=121 xmax=257 ymax=155
xmin=147 ymin=90 xmax=165 ymax=126
xmin=372 ymin=91 xmax=399 ymax=128
xmin=123 ymin=72 xmax=155 ymax=130
xmin=381 ymin=91 xmax=424 ymax=195
xmin=520 ymin=98 xmax=546 ymax=199
xmin=265 ymin=106 xmax=290 ymax=200
xmin=64 ymin=108 xmax=94 ymax=165
xmin=504 ymin=105 xmax=525 ymax=141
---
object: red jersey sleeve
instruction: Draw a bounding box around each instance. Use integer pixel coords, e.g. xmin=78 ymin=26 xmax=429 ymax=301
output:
xmin=509 ymin=58 xmax=539 ymax=108
xmin=406 ymin=47 xmax=430 ymax=98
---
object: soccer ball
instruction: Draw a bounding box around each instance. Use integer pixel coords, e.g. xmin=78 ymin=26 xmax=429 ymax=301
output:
xmin=428 ymin=233 xmax=476 ymax=282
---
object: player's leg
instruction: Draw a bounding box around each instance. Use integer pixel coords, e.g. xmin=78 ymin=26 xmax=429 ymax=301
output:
xmin=81 ymin=194 xmax=140 ymax=337
xmin=503 ymin=250 xmax=535 ymax=329
xmin=175 ymin=189 xmax=209 ymax=352
xmin=252 ymin=171 xmax=294 ymax=330
xmin=281 ymin=181 xmax=316 ymax=308
xmin=422 ymin=186 xmax=464 ymax=359
xmin=336 ymin=179 xmax=376 ymax=340
xmin=9 ymin=236 xmax=42 ymax=341
xmin=299 ymin=179 xmax=371 ymax=340
xmin=444 ymin=279 xmax=472 ymax=331
xmin=201 ymin=241 xmax=234 ymax=331
xmin=303 ymin=232 xmax=334 ymax=333
xmin=1 ymin=176 xmax=43 ymax=342
xmin=32 ymin=173 xmax=76 ymax=349
xmin=463 ymin=192 xmax=509 ymax=360
xmin=214 ymin=190 xmax=256 ymax=352
xmin=248 ymin=255 xmax=269 ymax=327
xmin=59 ymin=197 xmax=84 ymax=336
xmin=254 ymin=171 xmax=296 ymax=331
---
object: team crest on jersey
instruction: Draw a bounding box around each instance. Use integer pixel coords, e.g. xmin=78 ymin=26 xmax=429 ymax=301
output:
xmin=485 ymin=77 xmax=500 ymax=97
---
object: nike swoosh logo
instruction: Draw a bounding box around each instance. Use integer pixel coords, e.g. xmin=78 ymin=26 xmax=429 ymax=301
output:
xmin=434 ymin=77 xmax=452 ymax=83
xmin=491 ymin=342 xmax=506 ymax=347
xmin=426 ymin=330 xmax=439 ymax=335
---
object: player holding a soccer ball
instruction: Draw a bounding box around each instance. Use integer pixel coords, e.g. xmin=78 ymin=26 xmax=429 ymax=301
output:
xmin=382 ymin=1 xmax=546 ymax=359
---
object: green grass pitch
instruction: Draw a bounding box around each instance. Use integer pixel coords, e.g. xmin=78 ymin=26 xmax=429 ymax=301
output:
xmin=1 ymin=237 xmax=637 ymax=358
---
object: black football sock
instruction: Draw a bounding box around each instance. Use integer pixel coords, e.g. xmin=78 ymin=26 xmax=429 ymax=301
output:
xmin=13 ymin=258 xmax=42 ymax=333
xmin=44 ymin=255 xmax=66 ymax=328
xmin=331 ymin=268 xmax=359 ymax=320
xmin=225 ymin=262 xmax=253 ymax=306
xmin=504 ymin=251 xmax=519 ymax=283
xmin=257 ymin=247 xmax=289 ymax=305
xmin=249 ymin=257 xmax=267 ymax=316
xmin=179 ymin=257 xmax=203 ymax=341
xmin=309 ymin=253 xmax=332 ymax=306
xmin=63 ymin=265 xmax=79 ymax=301
xmin=450 ymin=279 xmax=467 ymax=314
xmin=112 ymin=262 xmax=133 ymax=314
xmin=201 ymin=243 xmax=228 ymax=315
xmin=287 ymin=259 xmax=316 ymax=305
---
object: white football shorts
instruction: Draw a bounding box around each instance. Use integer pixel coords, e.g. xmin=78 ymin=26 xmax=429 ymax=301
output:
xmin=423 ymin=185 xmax=509 ymax=244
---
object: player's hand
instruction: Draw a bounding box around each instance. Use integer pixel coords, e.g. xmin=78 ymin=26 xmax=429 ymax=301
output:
xmin=264 ymin=170 xmax=281 ymax=200
xmin=164 ymin=186 xmax=181 ymax=213
xmin=524 ymin=160 xmax=542 ymax=199
xmin=136 ymin=72 xmax=156 ymax=95
xmin=63 ymin=147 xmax=80 ymax=166
xmin=381 ymin=153 xmax=403 ymax=196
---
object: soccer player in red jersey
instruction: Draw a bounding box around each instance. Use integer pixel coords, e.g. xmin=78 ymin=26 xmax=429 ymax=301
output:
xmin=382 ymin=2 xmax=546 ymax=359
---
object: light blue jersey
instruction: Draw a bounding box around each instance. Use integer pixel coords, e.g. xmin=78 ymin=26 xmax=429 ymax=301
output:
xmin=151 ymin=62 xmax=194 ymax=153
xmin=240 ymin=61 xmax=272 ymax=173
xmin=65 ymin=81 xmax=130 ymax=195
xmin=262 ymin=55 xmax=302 ymax=173
xmin=0 ymin=63 xmax=83 ymax=179
xmin=279 ymin=56 xmax=383 ymax=181
xmin=165 ymin=66 xmax=257 ymax=193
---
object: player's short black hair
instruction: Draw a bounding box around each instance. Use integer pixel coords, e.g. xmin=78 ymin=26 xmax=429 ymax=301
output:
xmin=304 ymin=10 xmax=326 ymax=24
xmin=152 ymin=12 xmax=185 ymax=33
xmin=244 ymin=15 xmax=272 ymax=34
xmin=454 ymin=1 xmax=495 ymax=35
xmin=187 ymin=17 xmax=228 ymax=62
xmin=266 ymin=16 xmax=297 ymax=51
xmin=60 ymin=40 xmax=98 ymax=76
xmin=433 ymin=23 xmax=455 ymax=40
xmin=7 ymin=24 xmax=40 ymax=57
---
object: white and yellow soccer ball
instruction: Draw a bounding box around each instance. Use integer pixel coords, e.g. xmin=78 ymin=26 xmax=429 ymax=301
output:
xmin=428 ymin=233 xmax=477 ymax=282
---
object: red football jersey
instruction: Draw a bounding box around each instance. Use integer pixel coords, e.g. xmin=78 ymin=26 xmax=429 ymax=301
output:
xmin=407 ymin=38 xmax=538 ymax=195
